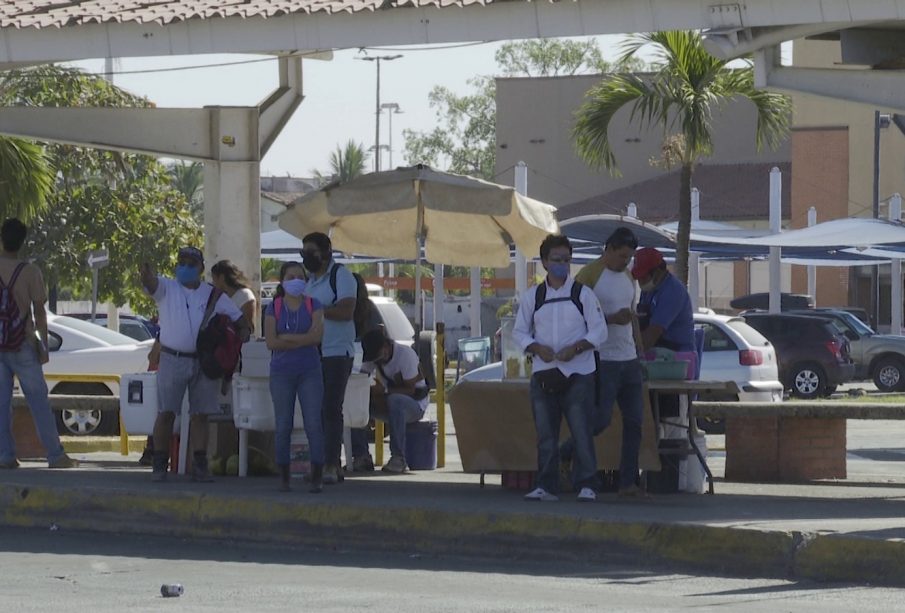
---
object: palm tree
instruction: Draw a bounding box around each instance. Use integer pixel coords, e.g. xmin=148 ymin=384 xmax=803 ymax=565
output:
xmin=573 ymin=31 xmax=791 ymax=284
xmin=314 ymin=141 xmax=369 ymax=185
xmin=0 ymin=137 xmax=54 ymax=221
xmin=169 ymin=161 xmax=203 ymax=219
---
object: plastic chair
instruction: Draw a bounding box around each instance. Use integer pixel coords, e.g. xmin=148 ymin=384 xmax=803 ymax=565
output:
xmin=455 ymin=336 xmax=491 ymax=380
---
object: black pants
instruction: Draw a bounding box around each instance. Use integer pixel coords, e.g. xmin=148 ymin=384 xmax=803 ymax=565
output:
xmin=321 ymin=356 xmax=353 ymax=467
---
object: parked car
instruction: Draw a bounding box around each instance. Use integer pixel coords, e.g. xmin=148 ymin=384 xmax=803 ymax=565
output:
xmin=787 ymin=308 xmax=905 ymax=392
xmin=65 ymin=313 xmax=157 ymax=342
xmin=459 ymin=313 xmax=783 ymax=402
xmin=42 ymin=313 xmax=152 ymax=436
xmin=741 ymin=313 xmax=855 ymax=399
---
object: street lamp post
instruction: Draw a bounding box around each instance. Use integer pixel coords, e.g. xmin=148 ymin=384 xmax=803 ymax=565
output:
xmin=357 ymin=54 xmax=402 ymax=172
xmin=380 ymin=102 xmax=402 ymax=169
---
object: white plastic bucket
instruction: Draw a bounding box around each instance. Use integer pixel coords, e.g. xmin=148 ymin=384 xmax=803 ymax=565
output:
xmin=119 ymin=373 xmax=159 ymax=435
xmin=232 ymin=376 xmax=276 ymax=431
xmin=240 ymin=340 xmax=271 ymax=378
xmin=343 ymin=373 xmax=370 ymax=428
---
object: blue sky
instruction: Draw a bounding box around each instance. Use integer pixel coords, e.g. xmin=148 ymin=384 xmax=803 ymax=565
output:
xmin=71 ymin=36 xmax=634 ymax=178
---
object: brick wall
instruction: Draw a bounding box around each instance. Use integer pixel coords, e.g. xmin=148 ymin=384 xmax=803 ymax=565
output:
xmin=725 ymin=415 xmax=847 ymax=482
xmin=789 ymin=127 xmax=850 ymax=307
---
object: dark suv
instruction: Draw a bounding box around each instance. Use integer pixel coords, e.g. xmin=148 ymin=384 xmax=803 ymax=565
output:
xmin=742 ymin=313 xmax=855 ymax=399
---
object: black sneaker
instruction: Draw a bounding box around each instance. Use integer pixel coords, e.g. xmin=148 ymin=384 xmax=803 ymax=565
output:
xmin=138 ymin=447 xmax=154 ymax=467
xmin=352 ymin=455 xmax=375 ymax=472
xmin=191 ymin=454 xmax=214 ymax=483
xmin=151 ymin=451 xmax=169 ymax=482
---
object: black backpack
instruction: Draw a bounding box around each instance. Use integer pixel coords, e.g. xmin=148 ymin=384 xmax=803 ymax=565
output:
xmin=533 ymin=281 xmax=584 ymax=316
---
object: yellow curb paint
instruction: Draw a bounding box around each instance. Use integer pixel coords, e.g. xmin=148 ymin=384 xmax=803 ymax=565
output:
xmin=3 ymin=483 xmax=905 ymax=586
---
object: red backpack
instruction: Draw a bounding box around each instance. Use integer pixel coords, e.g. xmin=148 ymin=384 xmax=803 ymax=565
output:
xmin=0 ymin=263 xmax=27 ymax=352
xmin=196 ymin=287 xmax=242 ymax=380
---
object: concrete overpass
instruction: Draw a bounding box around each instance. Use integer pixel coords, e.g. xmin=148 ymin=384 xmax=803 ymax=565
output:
xmin=0 ymin=0 xmax=903 ymax=291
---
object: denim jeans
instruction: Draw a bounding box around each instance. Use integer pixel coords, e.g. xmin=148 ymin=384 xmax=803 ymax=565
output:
xmin=0 ymin=344 xmax=65 ymax=463
xmin=530 ymin=372 xmax=597 ymax=493
xmin=350 ymin=425 xmax=369 ymax=461
xmin=321 ymin=356 xmax=353 ymax=467
xmin=372 ymin=393 xmax=424 ymax=460
xmin=269 ymin=366 xmax=325 ymax=466
xmin=595 ymin=359 xmax=644 ymax=489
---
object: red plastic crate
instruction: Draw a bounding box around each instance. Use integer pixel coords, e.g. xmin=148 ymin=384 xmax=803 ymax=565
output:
xmin=501 ymin=470 xmax=535 ymax=491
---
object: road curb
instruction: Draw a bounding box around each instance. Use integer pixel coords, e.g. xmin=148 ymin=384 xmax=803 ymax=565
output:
xmin=1 ymin=482 xmax=901 ymax=585
xmin=59 ymin=438 xmax=145 ymax=454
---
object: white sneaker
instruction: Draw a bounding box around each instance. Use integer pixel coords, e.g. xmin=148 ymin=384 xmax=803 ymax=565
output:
xmin=524 ymin=487 xmax=559 ymax=502
xmin=577 ymin=487 xmax=597 ymax=502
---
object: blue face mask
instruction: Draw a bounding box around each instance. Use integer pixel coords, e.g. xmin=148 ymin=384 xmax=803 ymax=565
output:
xmin=175 ymin=264 xmax=200 ymax=286
xmin=282 ymin=278 xmax=307 ymax=297
xmin=547 ymin=262 xmax=570 ymax=280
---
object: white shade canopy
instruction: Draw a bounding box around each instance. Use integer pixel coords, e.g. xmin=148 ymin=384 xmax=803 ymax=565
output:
xmin=277 ymin=165 xmax=559 ymax=268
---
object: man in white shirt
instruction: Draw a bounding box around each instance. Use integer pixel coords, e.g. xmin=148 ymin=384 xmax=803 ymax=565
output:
xmin=140 ymin=246 xmax=249 ymax=483
xmin=360 ymin=329 xmax=427 ymax=474
xmin=513 ymin=234 xmax=607 ymax=502
xmin=575 ymin=227 xmax=646 ymax=497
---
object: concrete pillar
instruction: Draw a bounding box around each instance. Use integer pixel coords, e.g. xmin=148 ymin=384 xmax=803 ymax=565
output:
xmin=807 ymin=207 xmax=817 ymax=303
xmin=688 ymin=188 xmax=701 ymax=310
xmin=768 ymin=167 xmax=782 ymax=314
xmin=514 ymin=162 xmax=529 ymax=297
xmin=203 ymin=160 xmax=262 ymax=303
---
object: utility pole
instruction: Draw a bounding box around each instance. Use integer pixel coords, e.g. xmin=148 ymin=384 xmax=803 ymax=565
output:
xmin=380 ymin=102 xmax=402 ymax=169
xmin=356 ymin=54 xmax=402 ymax=172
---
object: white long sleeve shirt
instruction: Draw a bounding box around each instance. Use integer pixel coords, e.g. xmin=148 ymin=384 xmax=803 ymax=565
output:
xmin=512 ymin=277 xmax=607 ymax=376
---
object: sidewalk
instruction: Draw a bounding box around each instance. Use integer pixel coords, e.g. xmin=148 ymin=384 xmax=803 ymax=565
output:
xmin=2 ymin=434 xmax=905 ymax=587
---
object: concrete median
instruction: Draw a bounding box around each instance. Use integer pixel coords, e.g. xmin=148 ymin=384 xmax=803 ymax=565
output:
xmin=1 ymin=473 xmax=904 ymax=586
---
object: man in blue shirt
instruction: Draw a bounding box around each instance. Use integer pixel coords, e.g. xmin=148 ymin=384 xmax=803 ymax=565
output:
xmin=301 ymin=232 xmax=357 ymax=485
xmin=632 ymin=247 xmax=695 ymax=353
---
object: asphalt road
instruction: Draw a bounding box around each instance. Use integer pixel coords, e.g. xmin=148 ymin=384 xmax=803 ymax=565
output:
xmin=1 ymin=527 xmax=903 ymax=612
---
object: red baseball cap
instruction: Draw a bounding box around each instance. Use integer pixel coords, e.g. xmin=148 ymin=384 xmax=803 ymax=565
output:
xmin=631 ymin=247 xmax=664 ymax=280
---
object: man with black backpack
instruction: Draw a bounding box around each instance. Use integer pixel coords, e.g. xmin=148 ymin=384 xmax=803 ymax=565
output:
xmin=0 ymin=219 xmax=78 ymax=470
xmin=140 ymin=247 xmax=249 ymax=483
xmin=300 ymin=232 xmax=357 ymax=485
xmin=512 ymin=234 xmax=606 ymax=502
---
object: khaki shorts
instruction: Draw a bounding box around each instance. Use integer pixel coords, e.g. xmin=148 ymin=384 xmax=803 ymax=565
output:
xmin=157 ymin=352 xmax=222 ymax=415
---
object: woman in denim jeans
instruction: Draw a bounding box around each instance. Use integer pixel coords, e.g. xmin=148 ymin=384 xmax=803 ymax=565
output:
xmin=264 ymin=262 xmax=325 ymax=492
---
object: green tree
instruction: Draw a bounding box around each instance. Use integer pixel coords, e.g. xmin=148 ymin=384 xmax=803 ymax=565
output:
xmin=404 ymin=38 xmax=647 ymax=180
xmin=495 ymin=38 xmax=647 ymax=77
xmin=314 ymin=140 xmax=369 ymax=184
xmin=0 ymin=65 xmax=202 ymax=313
xmin=261 ymin=257 xmax=282 ymax=282
xmin=572 ymin=31 xmax=791 ymax=284
xmin=0 ymin=137 xmax=54 ymax=221
xmin=169 ymin=160 xmax=204 ymax=220
xmin=403 ymin=77 xmax=496 ymax=179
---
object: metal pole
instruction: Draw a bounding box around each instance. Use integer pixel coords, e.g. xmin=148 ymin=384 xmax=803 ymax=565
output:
xmin=514 ymin=162 xmax=529 ymax=296
xmin=388 ymin=108 xmax=393 ymax=169
xmin=890 ymin=193 xmax=903 ymax=335
xmin=90 ymin=268 xmax=99 ymax=323
xmin=807 ymin=206 xmax=817 ymax=302
xmin=768 ymin=167 xmax=782 ymax=314
xmin=872 ymin=110 xmax=882 ymax=328
xmin=375 ymin=58 xmax=381 ymax=172
xmin=432 ymin=266 xmax=446 ymax=468
xmin=469 ymin=266 xmax=481 ymax=336
xmin=688 ymin=187 xmax=701 ymax=310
